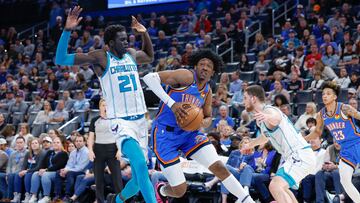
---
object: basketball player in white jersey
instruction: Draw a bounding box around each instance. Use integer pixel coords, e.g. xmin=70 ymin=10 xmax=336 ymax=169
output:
xmin=55 ymin=6 xmax=156 ymax=203
xmin=241 ymin=85 xmax=316 ymax=203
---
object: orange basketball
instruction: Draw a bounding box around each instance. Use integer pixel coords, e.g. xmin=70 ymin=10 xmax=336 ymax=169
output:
xmin=176 ymin=102 xmax=204 ymax=131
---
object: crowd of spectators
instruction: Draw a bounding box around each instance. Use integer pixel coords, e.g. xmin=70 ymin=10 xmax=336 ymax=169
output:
xmin=0 ymin=0 xmax=359 ymax=202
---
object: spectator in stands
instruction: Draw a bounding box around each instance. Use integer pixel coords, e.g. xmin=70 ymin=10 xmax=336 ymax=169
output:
xmin=29 ymin=136 xmax=68 ymax=203
xmin=330 ymin=25 xmax=343 ymax=46
xmin=27 ymin=95 xmax=42 ymax=116
xmin=213 ymin=105 xmax=235 ymax=129
xmin=267 ymin=80 xmax=290 ymax=103
xmin=266 ymin=38 xmax=288 ymax=62
xmin=254 ymin=51 xmax=269 ymax=72
xmin=177 ymin=16 xmax=194 ymax=35
xmin=229 ymin=71 xmax=242 ymax=94
xmin=314 ymin=60 xmax=337 ymax=81
xmin=256 ymin=71 xmax=271 ymax=92
xmin=0 ymin=113 xmax=6 ymax=132
xmin=39 ymin=82 xmax=55 ymax=100
xmin=238 ymin=54 xmax=251 ymax=71
xmin=315 ymin=140 xmax=343 ymax=203
xmin=287 ymin=71 xmax=303 ymax=93
xmin=349 ymin=98 xmax=359 ymax=110
xmin=252 ymin=33 xmax=268 ymax=54
xmin=312 ymin=17 xmax=330 ymax=40
xmin=40 ymin=136 xmax=52 ymax=152
xmin=33 ymin=100 xmax=53 ymax=125
xmin=295 ymin=17 xmax=310 ymax=40
xmin=321 ymin=45 xmax=340 ymax=69
xmin=158 ymin=15 xmax=172 ymax=35
xmin=203 ymin=34 xmax=216 ymax=51
xmin=73 ymin=73 xmax=87 ymax=90
xmin=47 ymin=72 xmax=59 ymax=92
xmin=5 ymin=74 xmax=16 ymax=91
xmin=326 ymin=9 xmax=341 ymax=29
xmin=349 ymin=72 xmax=360 ymax=89
xmin=181 ymin=43 xmax=193 ymax=66
xmin=213 ymin=20 xmax=227 ymax=41
xmin=281 ymin=20 xmax=292 ymax=40
xmin=62 ymin=90 xmax=75 ymax=112
xmin=352 ymin=24 xmax=360 ymax=43
xmin=75 ymin=30 xmax=94 ymax=53
xmin=6 ymin=136 xmax=27 ymax=201
xmin=280 ymin=104 xmax=297 ymax=124
xmin=295 ymin=102 xmax=317 ymax=131
xmin=0 ymin=138 xmax=8 ymax=201
xmin=284 ymin=29 xmax=301 ymax=48
xmin=170 ymin=37 xmax=183 ymax=54
xmin=222 ymin=13 xmax=233 ymax=30
xmin=0 ymin=90 xmax=15 ymax=113
xmin=11 ymin=123 xmax=32 ymax=149
xmin=301 ymin=136 xmax=326 ymax=203
xmin=187 ymin=8 xmax=197 ymax=25
xmin=339 ymin=41 xmax=359 ymax=67
xmin=320 ymin=33 xmax=338 ymax=54
xmin=29 ymin=67 xmax=40 ymax=84
xmin=273 ymin=94 xmax=289 ymax=108
xmin=333 ymin=67 xmax=351 ymax=88
xmin=79 ymin=65 xmax=94 ymax=83
xmin=13 ymin=138 xmax=42 ymax=202
xmin=239 ymin=110 xmax=255 ymax=132
xmin=60 ymin=71 xmax=76 ymax=91
xmin=49 ymin=100 xmax=69 ymax=124
xmin=147 ymin=20 xmax=158 ymax=37
xmin=1 ymin=54 xmax=13 ymax=70
xmin=194 ymin=14 xmax=212 ymax=33
xmin=0 ymin=66 xmax=7 ymax=84
xmin=167 ymin=47 xmax=181 ymax=64
xmin=231 ymin=80 xmax=247 ymax=105
xmin=155 ymin=30 xmax=170 ymax=52
xmin=155 ymin=58 xmax=167 ymax=72
xmin=20 ymin=75 xmax=34 ymax=99
xmin=8 ymin=92 xmax=28 ymax=125
xmin=72 ymin=91 xmax=90 ymax=112
xmin=54 ymin=135 xmax=89 ymax=202
xmin=237 ymin=11 xmax=252 ymax=31
xmin=304 ymin=44 xmax=321 ymax=74
xmin=51 ymin=16 xmax=64 ymax=43
xmin=33 ymin=52 xmax=47 ymax=74
xmin=195 ymin=29 xmax=206 ymax=48
xmin=23 ymin=38 xmax=35 ymax=57
xmin=214 ymin=83 xmax=230 ymax=109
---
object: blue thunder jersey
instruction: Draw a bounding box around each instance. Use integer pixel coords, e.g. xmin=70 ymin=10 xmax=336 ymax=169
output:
xmin=155 ymin=71 xmax=210 ymax=129
xmin=98 ymin=52 xmax=147 ymax=119
xmin=321 ymin=102 xmax=360 ymax=147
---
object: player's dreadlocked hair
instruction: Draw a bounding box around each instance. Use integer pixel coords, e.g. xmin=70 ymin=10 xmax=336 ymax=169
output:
xmin=321 ymin=81 xmax=340 ymax=96
xmin=104 ymin=25 xmax=126 ymax=45
xmin=188 ymin=49 xmax=224 ymax=73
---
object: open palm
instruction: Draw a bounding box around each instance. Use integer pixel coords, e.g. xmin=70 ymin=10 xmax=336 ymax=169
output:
xmin=65 ymin=6 xmax=83 ymax=30
xmin=131 ymin=16 xmax=146 ymax=34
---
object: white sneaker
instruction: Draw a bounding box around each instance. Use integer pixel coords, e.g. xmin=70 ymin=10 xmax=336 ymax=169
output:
xmin=28 ymin=195 xmax=37 ymax=203
xmin=235 ymin=195 xmax=255 ymax=203
xmin=10 ymin=193 xmax=21 ymax=203
xmin=22 ymin=193 xmax=31 ymax=203
xmin=38 ymin=196 xmax=51 ymax=203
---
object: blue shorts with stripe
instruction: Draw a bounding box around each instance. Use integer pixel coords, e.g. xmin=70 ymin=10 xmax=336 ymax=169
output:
xmin=151 ymin=122 xmax=210 ymax=168
xmin=340 ymin=143 xmax=360 ymax=169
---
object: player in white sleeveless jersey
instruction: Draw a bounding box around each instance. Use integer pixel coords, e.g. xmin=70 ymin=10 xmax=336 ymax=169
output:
xmin=55 ymin=6 xmax=156 ymax=203
xmin=241 ymin=85 xmax=316 ymax=203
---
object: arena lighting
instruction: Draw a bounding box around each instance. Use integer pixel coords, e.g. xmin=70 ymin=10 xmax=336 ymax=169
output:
xmin=108 ymin=0 xmax=186 ymax=9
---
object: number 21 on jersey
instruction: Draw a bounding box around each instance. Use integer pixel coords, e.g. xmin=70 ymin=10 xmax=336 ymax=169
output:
xmin=333 ymin=130 xmax=345 ymax=141
xmin=118 ymin=74 xmax=137 ymax=92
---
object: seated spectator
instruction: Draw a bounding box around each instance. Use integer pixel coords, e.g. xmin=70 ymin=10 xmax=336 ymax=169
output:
xmin=29 ymin=67 xmax=40 ymax=84
xmin=33 ymin=100 xmax=53 ymax=125
xmin=158 ymin=15 xmax=172 ymax=36
xmin=295 ymin=102 xmax=317 ymax=131
xmin=252 ymin=33 xmax=268 ymax=54
xmin=284 ymin=29 xmax=301 ymax=48
xmin=348 ymin=72 xmax=360 ymax=89
xmin=11 ymin=123 xmax=33 ymax=149
xmin=47 ymin=73 xmax=59 ymax=91
xmin=203 ymin=35 xmax=216 ymax=51
xmin=177 ymin=16 xmax=194 ymax=35
xmin=254 ymin=51 xmax=269 ymax=72
xmin=301 ymin=136 xmax=326 ymax=202
xmin=229 ymin=71 xmax=242 ymax=94
xmin=315 ymin=140 xmax=343 ymax=203
xmin=312 ymin=17 xmax=330 ymax=40
xmin=181 ymin=44 xmax=193 ymax=66
xmin=195 ymin=30 xmax=206 ymax=48
xmin=304 ymin=44 xmax=321 ymax=74
xmin=2 ymin=125 xmax=16 ymax=150
xmin=49 ymin=100 xmax=69 ymax=124
xmin=155 ymin=58 xmax=167 ymax=72
xmin=219 ymin=125 xmax=234 ymax=147
xmin=62 ymin=91 xmax=75 ymax=112
xmin=60 ymin=71 xmax=76 ymax=91
xmin=128 ymin=34 xmax=140 ymax=50
xmin=237 ymin=11 xmax=252 ymax=31
xmin=213 ymin=105 xmax=235 ymax=129
xmin=79 ymin=65 xmax=94 ymax=83
xmin=213 ymin=84 xmax=230 ymax=115
xmin=0 ymin=90 xmax=15 ymax=113
xmin=267 ymin=80 xmax=290 ymax=103
xmin=321 ymin=45 xmax=340 ymax=69
xmin=13 ymin=138 xmax=42 ymax=203
xmin=314 ymin=60 xmax=337 ymax=81
xmin=67 ymin=162 xmax=95 ymax=202
xmin=8 ymin=92 xmax=28 ymax=125
xmin=75 ymin=30 xmax=94 ymax=53
xmin=54 ymin=135 xmax=89 ymax=201
xmin=212 ymin=20 xmax=228 ymax=41
xmin=155 ymin=31 xmax=170 ymax=52
xmin=287 ymin=71 xmax=303 ymax=93
xmin=238 ymin=54 xmax=252 ymax=72
xmin=231 ymin=82 xmax=248 ymax=117
xmin=194 ymin=14 xmax=212 ymax=33
xmin=147 ymin=20 xmax=158 ymax=37
xmin=29 ymin=137 xmax=68 ymax=203
xmin=273 ymin=94 xmax=289 ymax=108
xmin=6 ymin=137 xmax=27 ymax=201
xmin=166 ymin=47 xmax=181 ymax=64
xmin=39 ymin=82 xmax=55 ymax=100
xmin=339 ymin=41 xmax=359 ymax=67
xmin=256 ymin=71 xmax=271 ymax=92
xmin=319 ymin=33 xmax=338 ymax=54
xmin=333 ymin=67 xmax=351 ymax=88
xmin=72 ymin=91 xmax=90 ymax=112
xmin=280 ymin=104 xmax=297 ymax=124
xmin=19 ymin=76 xmax=35 ymax=100
xmin=0 ymin=138 xmax=8 ymax=201
xmin=239 ymin=110 xmax=256 ymax=133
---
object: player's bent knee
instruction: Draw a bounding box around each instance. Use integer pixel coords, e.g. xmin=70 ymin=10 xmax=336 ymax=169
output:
xmin=209 ymin=161 xmax=230 ymax=180
xmin=171 ymin=183 xmax=187 ymax=198
xmin=269 ymin=178 xmax=283 ymax=193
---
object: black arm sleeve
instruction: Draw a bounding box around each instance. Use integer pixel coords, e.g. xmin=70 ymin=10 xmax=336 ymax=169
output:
xmin=89 ymin=116 xmax=100 ymax=133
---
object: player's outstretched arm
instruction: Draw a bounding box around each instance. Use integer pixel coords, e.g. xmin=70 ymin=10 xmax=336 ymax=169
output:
xmin=129 ymin=16 xmax=154 ymax=64
xmin=55 ymin=6 xmax=102 ymax=67
xmin=254 ymin=108 xmax=281 ymax=130
xmin=342 ymin=104 xmax=360 ymax=120
xmin=305 ymin=112 xmax=323 ymax=141
xmin=242 ymin=133 xmax=268 ymax=153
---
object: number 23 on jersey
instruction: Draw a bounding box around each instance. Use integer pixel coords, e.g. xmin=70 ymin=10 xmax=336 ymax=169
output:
xmin=333 ymin=130 xmax=345 ymax=141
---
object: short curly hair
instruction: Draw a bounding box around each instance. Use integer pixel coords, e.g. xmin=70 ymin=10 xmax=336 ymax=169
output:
xmin=104 ymin=24 xmax=126 ymax=45
xmin=321 ymin=81 xmax=340 ymax=96
xmin=188 ymin=49 xmax=224 ymax=73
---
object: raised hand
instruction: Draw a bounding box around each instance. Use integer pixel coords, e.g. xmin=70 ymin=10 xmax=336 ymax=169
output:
xmin=131 ymin=16 xmax=147 ymax=34
xmin=65 ymin=6 xmax=83 ymax=31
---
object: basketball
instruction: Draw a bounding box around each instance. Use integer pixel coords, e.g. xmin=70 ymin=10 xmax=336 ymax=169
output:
xmin=176 ymin=102 xmax=204 ymax=131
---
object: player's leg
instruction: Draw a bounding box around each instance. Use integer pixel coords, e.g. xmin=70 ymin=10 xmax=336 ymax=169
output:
xmin=189 ymin=144 xmax=254 ymax=203
xmin=115 ymin=138 xmax=156 ymax=203
xmin=268 ymin=175 xmax=297 ymax=203
xmin=158 ymin=163 xmax=187 ymax=198
xmin=338 ymin=160 xmax=360 ymax=203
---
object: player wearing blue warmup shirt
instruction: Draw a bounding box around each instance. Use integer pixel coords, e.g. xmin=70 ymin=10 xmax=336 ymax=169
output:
xmin=143 ymin=49 xmax=255 ymax=203
xmin=55 ymin=6 xmax=156 ymax=203
xmin=306 ymin=81 xmax=360 ymax=203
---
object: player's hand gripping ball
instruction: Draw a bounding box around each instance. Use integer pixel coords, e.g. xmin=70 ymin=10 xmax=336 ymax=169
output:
xmin=174 ymin=102 xmax=204 ymax=131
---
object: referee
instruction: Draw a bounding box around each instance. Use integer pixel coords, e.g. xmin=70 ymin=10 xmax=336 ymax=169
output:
xmin=88 ymin=99 xmax=123 ymax=203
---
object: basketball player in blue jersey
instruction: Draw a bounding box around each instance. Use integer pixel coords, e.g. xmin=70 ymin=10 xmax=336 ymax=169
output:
xmin=305 ymin=81 xmax=360 ymax=203
xmin=54 ymin=6 xmax=156 ymax=203
xmin=143 ymin=49 xmax=255 ymax=203
xmin=241 ymin=85 xmax=316 ymax=203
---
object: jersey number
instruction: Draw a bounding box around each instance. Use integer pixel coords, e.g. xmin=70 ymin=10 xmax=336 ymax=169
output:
xmin=118 ymin=74 xmax=137 ymax=92
xmin=333 ymin=130 xmax=345 ymax=141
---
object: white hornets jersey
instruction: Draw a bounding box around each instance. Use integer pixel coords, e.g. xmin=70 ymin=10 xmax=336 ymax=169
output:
xmin=259 ymin=105 xmax=309 ymax=159
xmin=99 ymin=52 xmax=147 ymax=119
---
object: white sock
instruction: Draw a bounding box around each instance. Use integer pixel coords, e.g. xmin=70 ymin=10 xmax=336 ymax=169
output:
xmin=222 ymin=175 xmax=254 ymax=202
xmin=339 ymin=161 xmax=360 ymax=203
xmin=244 ymin=186 xmax=249 ymax=194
